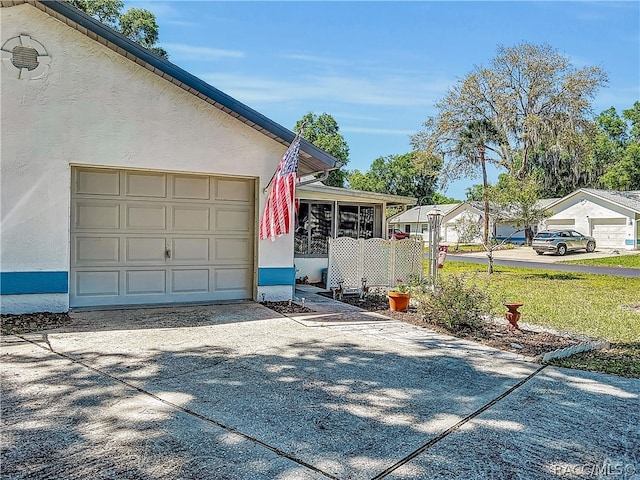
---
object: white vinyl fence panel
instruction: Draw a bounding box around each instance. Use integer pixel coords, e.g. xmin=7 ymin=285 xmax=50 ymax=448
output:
xmin=327 ymin=237 xmax=423 ymax=290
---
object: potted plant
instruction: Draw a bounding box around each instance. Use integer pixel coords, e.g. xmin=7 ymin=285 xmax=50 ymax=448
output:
xmin=388 ymin=279 xmax=411 ymax=312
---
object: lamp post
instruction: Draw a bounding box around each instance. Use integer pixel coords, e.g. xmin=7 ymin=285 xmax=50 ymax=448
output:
xmin=427 ymin=207 xmax=443 ymax=279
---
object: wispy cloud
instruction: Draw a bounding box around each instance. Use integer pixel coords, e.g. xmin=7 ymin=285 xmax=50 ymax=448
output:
xmin=198 ymin=71 xmax=449 ymax=108
xmin=332 ymin=112 xmax=385 ymax=122
xmin=162 ymin=19 xmax=198 ymax=28
xmin=124 ymin=2 xmax=199 ymax=27
xmin=162 ymin=43 xmax=245 ymax=61
xmin=594 ymin=86 xmax=640 ymax=112
xmin=341 ymin=126 xmax=415 ymax=136
xmin=125 ymin=1 xmax=181 ymax=18
xmin=279 ymin=53 xmax=351 ymax=67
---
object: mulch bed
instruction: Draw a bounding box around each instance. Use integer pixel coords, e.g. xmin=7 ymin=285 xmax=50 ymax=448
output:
xmin=262 ymin=301 xmax=315 ymax=315
xmin=1 ymin=312 xmax=73 ymax=335
xmin=269 ymin=295 xmax=582 ymax=358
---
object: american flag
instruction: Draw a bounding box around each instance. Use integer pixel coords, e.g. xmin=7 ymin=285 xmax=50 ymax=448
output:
xmin=259 ymin=134 xmax=301 ymax=241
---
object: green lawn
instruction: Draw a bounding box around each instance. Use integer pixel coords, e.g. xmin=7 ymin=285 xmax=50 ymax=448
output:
xmin=440 ymin=261 xmax=640 ymax=342
xmin=425 ymin=243 xmax=517 ymax=254
xmin=438 ymin=261 xmax=640 ymax=377
xmin=558 ymin=253 xmax=640 ymax=268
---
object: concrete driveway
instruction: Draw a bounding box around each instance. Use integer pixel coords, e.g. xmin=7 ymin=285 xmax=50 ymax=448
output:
xmin=2 ymin=299 xmax=639 ymax=479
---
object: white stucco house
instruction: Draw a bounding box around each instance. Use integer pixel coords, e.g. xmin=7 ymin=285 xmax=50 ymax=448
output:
xmin=388 ymin=203 xmax=493 ymax=244
xmin=295 ymin=183 xmax=415 ymax=283
xmin=1 ymin=1 xmax=343 ymax=313
xmin=542 ymin=189 xmax=640 ymax=250
xmin=388 ymin=204 xmax=460 ymax=241
xmin=389 ymin=189 xmax=640 ymax=251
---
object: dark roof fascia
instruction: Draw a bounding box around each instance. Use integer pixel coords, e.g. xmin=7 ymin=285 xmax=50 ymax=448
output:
xmin=36 ymin=0 xmax=338 ymax=170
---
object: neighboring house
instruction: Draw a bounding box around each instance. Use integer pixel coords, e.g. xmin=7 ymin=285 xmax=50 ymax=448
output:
xmin=0 ymin=1 xmax=340 ymax=313
xmin=294 ymin=183 xmax=416 ymax=283
xmin=388 ymin=204 xmax=460 ymax=241
xmin=442 ymin=202 xmax=487 ymax=244
xmin=542 ymin=189 xmax=640 ymax=250
xmin=389 ymin=203 xmax=498 ymax=245
xmin=390 ymin=200 xmax=550 ymax=246
xmin=390 ymin=189 xmax=640 ymax=250
xmin=490 ymin=198 xmax=558 ymax=244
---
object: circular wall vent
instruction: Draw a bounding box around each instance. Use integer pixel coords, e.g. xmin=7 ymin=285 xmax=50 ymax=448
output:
xmin=1 ymin=35 xmax=50 ymax=80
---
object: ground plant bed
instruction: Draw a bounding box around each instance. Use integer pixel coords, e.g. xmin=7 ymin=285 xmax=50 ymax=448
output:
xmin=326 ymin=293 xmax=584 ymax=358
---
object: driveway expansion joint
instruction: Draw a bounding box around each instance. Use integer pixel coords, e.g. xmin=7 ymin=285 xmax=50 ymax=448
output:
xmin=370 ymin=364 xmax=548 ymax=480
xmin=17 ymin=334 xmax=341 ymax=480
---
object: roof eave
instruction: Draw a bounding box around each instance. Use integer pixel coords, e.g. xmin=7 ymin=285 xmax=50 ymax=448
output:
xmin=297 ymin=184 xmax=416 ymax=205
xmin=549 ymin=189 xmax=640 ymax=215
xmin=23 ymin=0 xmax=338 ymax=176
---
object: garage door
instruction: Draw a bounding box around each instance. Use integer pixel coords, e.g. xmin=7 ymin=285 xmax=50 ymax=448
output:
xmin=444 ymin=223 xmax=458 ymax=243
xmin=590 ymin=218 xmax=627 ymax=248
xmin=545 ymin=219 xmax=575 ymax=230
xmin=70 ymin=167 xmax=255 ymax=307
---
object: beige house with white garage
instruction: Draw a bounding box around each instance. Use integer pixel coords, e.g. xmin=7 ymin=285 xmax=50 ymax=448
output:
xmin=0 ymin=1 xmax=340 ymax=313
xmin=542 ymin=189 xmax=640 ymax=250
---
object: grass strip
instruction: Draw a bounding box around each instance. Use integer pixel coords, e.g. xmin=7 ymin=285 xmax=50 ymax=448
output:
xmin=439 ymin=261 xmax=640 ymax=378
xmin=558 ymin=253 xmax=640 ymax=268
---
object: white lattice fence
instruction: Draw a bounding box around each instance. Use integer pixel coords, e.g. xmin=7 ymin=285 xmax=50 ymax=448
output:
xmin=363 ymin=238 xmax=390 ymax=286
xmin=327 ymin=237 xmax=360 ymax=290
xmin=328 ymin=237 xmax=423 ymax=290
xmin=393 ymin=239 xmax=423 ymax=285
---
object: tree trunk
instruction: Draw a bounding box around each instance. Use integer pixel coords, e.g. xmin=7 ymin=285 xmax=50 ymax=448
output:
xmin=525 ymin=226 xmax=534 ymax=246
xmin=480 ymin=148 xmax=490 ymax=245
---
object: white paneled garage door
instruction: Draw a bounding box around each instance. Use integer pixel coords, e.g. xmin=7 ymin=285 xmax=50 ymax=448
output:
xmin=590 ymin=218 xmax=627 ymax=248
xmin=70 ymin=167 xmax=255 ymax=307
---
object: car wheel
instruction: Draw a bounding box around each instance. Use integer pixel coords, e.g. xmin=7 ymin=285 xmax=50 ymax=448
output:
xmin=586 ymin=241 xmax=595 ymax=253
xmin=557 ymin=244 xmax=567 ymax=256
xmin=535 ymin=250 xmax=544 ymax=255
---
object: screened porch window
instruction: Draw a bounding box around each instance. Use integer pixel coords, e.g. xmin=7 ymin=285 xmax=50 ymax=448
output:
xmin=295 ymin=202 xmax=332 ymax=255
xmin=338 ymin=205 xmax=375 ymax=239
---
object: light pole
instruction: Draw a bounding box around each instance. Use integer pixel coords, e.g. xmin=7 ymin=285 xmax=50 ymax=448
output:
xmin=427 ymin=207 xmax=442 ymax=280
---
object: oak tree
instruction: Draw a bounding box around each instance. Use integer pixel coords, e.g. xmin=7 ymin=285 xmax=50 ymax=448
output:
xmin=411 ymin=43 xmax=607 ymax=187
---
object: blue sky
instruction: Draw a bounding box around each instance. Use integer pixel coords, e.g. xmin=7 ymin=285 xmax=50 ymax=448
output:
xmin=129 ymin=1 xmax=639 ymax=200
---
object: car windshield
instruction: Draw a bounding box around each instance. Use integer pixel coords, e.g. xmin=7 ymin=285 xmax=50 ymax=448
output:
xmin=535 ymin=232 xmax=555 ymax=239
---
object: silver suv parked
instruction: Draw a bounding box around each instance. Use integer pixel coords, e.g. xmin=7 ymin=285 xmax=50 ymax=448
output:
xmin=532 ymin=229 xmax=596 ymax=256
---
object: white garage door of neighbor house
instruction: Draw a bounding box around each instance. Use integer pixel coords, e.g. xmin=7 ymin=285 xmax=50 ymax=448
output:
xmin=444 ymin=224 xmax=458 ymax=243
xmin=70 ymin=167 xmax=255 ymax=308
xmin=590 ymin=218 xmax=627 ymax=248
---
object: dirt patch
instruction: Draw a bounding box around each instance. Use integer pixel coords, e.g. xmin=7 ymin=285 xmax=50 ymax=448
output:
xmin=1 ymin=312 xmax=72 ymax=335
xmin=262 ymin=301 xmax=315 ymax=315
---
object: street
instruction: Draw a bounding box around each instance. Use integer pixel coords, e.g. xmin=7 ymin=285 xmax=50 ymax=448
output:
xmin=442 ymin=247 xmax=640 ymax=278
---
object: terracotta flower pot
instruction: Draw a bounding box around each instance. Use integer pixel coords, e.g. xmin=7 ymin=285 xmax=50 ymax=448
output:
xmin=388 ymin=291 xmax=411 ymax=312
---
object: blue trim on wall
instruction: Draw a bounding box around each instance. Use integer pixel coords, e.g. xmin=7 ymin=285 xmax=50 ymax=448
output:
xmin=625 ymin=239 xmax=640 ymax=245
xmin=258 ymin=268 xmax=296 ymax=286
xmin=0 ymin=272 xmax=69 ymax=295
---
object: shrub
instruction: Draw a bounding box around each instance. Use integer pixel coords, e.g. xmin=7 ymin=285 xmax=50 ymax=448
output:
xmin=415 ymin=274 xmax=492 ymax=331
